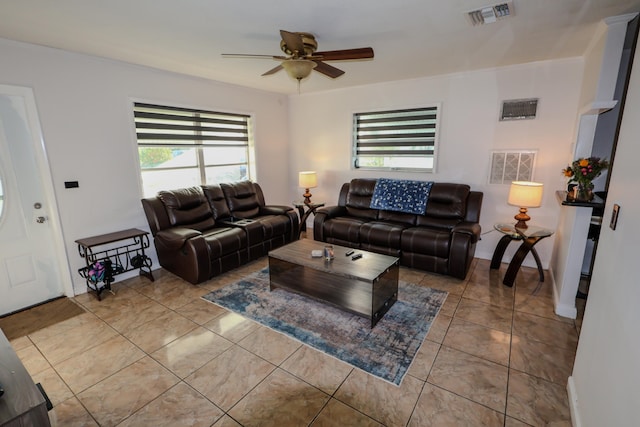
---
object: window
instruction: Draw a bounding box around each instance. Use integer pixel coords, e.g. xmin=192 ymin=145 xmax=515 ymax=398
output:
xmin=134 ymin=103 xmax=252 ymax=197
xmin=353 ymin=106 xmax=439 ymax=172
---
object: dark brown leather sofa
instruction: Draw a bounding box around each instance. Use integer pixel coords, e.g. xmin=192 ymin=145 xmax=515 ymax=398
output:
xmin=141 ymin=181 xmax=298 ymax=284
xmin=313 ymin=179 xmax=483 ymax=279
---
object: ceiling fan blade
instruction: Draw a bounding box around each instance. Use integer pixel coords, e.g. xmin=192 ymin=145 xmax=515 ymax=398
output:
xmin=314 ymin=47 xmax=374 ymax=61
xmin=280 ymin=30 xmax=306 ymax=57
xmin=222 ymin=54 xmax=287 ymax=60
xmin=312 ymin=61 xmax=345 ymax=78
xmin=262 ymin=64 xmax=283 ymax=76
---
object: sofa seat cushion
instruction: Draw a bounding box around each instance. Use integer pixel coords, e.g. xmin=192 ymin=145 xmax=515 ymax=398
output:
xmin=202 ymin=227 xmax=246 ymax=257
xmin=360 ymin=221 xmax=407 ymax=249
xmin=252 ymin=215 xmax=291 ymax=239
xmin=401 ymin=227 xmax=451 ymax=258
xmin=321 ymin=216 xmax=368 ymax=243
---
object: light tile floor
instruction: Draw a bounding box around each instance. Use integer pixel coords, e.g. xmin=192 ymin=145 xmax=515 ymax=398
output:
xmin=10 ymin=255 xmax=585 ymax=426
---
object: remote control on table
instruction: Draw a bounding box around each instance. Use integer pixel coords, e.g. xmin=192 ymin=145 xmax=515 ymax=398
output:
xmin=345 ymin=250 xmax=354 ymax=256
xmin=0 ymin=382 xmax=4 ymax=397
xmin=351 ymin=253 xmax=363 ymax=260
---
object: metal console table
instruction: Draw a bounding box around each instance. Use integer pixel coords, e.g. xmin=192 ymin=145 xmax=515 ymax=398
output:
xmin=75 ymin=228 xmax=154 ymax=300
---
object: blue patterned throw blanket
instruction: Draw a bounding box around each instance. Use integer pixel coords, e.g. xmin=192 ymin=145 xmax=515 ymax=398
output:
xmin=370 ymin=178 xmax=433 ymax=214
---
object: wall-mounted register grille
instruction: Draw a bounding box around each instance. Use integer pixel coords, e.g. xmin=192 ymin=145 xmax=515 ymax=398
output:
xmin=467 ymin=2 xmax=513 ymax=25
xmin=500 ymin=98 xmax=539 ymax=121
xmin=489 ymin=150 xmax=537 ymax=184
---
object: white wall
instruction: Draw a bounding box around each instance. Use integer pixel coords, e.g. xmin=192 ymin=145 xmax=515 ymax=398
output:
xmin=288 ymin=59 xmax=585 ymax=267
xmin=568 ymin=32 xmax=640 ymax=426
xmin=550 ymin=14 xmax=634 ymax=319
xmin=0 ymin=36 xmax=589 ymax=294
xmin=0 ymin=38 xmax=289 ymax=293
xmin=578 ymin=22 xmax=608 ymax=111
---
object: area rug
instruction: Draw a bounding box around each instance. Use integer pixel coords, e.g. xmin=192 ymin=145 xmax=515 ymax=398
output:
xmin=0 ymin=297 xmax=86 ymax=340
xmin=202 ymin=268 xmax=447 ymax=385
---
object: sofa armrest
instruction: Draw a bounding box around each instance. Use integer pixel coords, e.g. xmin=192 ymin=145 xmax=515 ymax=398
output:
xmin=315 ymin=205 xmax=347 ymax=219
xmin=154 ymin=230 xmax=210 ymax=284
xmin=313 ymin=206 xmax=348 ymax=242
xmin=449 ymin=222 xmax=481 ymax=279
xmin=156 ymin=227 xmax=202 ymax=250
xmin=259 ymin=205 xmax=294 ymax=216
xmin=452 ymin=222 xmax=481 ymax=244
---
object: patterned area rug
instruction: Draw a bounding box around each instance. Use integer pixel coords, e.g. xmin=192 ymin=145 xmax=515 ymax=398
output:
xmin=202 ymin=269 xmax=447 ymax=385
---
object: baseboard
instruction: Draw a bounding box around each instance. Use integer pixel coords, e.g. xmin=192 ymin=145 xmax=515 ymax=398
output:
xmin=567 ymin=376 xmax=582 ymax=427
xmin=554 ymin=299 xmax=578 ymax=319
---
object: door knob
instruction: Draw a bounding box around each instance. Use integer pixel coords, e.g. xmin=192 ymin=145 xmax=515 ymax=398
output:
xmin=36 ymin=216 xmax=46 ymax=223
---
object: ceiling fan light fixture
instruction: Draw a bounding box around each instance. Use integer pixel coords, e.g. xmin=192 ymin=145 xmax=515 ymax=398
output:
xmin=281 ymin=59 xmax=317 ymax=80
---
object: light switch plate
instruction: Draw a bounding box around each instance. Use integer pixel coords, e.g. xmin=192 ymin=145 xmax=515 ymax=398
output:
xmin=610 ymin=204 xmax=620 ymax=230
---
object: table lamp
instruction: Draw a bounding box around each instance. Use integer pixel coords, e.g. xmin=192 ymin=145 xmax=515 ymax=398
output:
xmin=299 ymin=171 xmax=317 ymax=204
xmin=508 ymin=181 xmax=543 ymax=229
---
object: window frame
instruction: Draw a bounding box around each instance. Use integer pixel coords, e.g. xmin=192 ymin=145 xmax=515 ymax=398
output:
xmin=352 ymin=104 xmax=441 ymax=173
xmin=133 ymin=102 xmax=254 ymax=197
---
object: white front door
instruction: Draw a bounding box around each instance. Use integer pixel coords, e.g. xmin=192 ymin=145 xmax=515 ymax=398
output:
xmin=0 ymin=85 xmax=72 ymax=315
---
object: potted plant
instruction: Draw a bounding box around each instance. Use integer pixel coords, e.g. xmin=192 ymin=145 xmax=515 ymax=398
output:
xmin=562 ymin=157 xmax=610 ymax=201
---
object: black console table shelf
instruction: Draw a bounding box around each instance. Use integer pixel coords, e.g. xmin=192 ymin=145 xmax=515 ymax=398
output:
xmin=76 ymin=228 xmax=154 ymax=300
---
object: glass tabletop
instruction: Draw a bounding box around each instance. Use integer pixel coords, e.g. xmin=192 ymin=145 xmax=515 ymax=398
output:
xmin=293 ymin=201 xmax=325 ymax=208
xmin=494 ymin=223 xmax=554 ymax=239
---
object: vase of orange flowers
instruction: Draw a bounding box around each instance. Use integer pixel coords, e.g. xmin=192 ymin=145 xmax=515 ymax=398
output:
xmin=562 ymin=157 xmax=609 ymax=201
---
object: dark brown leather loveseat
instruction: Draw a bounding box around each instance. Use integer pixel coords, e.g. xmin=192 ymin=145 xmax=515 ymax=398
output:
xmin=313 ymin=179 xmax=483 ymax=279
xmin=141 ymin=181 xmax=298 ymax=284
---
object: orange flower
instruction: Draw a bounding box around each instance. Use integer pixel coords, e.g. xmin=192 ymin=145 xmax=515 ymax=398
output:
xmin=562 ymin=157 xmax=609 ymax=185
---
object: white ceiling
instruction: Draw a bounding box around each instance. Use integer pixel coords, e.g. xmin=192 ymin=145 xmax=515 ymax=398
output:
xmin=1 ymin=0 xmax=639 ymax=95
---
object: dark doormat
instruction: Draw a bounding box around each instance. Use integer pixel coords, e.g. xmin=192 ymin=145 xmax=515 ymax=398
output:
xmin=0 ymin=297 xmax=86 ymax=340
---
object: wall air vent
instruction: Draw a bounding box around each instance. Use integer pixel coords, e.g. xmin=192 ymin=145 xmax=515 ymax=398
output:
xmin=489 ymin=150 xmax=537 ymax=184
xmin=500 ymin=98 xmax=538 ymax=121
xmin=468 ymin=2 xmax=513 ymax=25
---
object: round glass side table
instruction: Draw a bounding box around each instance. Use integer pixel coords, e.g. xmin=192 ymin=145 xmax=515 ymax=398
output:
xmin=293 ymin=201 xmax=325 ymax=237
xmin=490 ymin=223 xmax=554 ymax=287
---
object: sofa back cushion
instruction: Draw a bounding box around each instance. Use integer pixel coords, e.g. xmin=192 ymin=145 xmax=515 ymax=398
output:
xmin=378 ymin=210 xmax=417 ymax=226
xmin=221 ymin=181 xmax=262 ymax=219
xmin=415 ymin=183 xmax=470 ymax=229
xmin=202 ymin=184 xmax=232 ymax=219
xmin=157 ymin=187 xmax=215 ymax=231
xmin=345 ymin=179 xmax=379 ymax=220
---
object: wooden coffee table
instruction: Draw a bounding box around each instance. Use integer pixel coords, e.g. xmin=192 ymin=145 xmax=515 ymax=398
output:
xmin=268 ymin=239 xmax=399 ymax=327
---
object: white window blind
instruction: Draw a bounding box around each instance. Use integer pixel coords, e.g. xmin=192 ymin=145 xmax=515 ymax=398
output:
xmin=353 ymin=106 xmax=439 ymax=171
xmin=134 ymin=102 xmax=251 ymax=197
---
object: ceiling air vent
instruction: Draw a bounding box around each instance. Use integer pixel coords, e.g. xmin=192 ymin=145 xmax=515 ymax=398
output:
xmin=500 ymin=98 xmax=538 ymax=121
xmin=468 ymin=2 xmax=513 ymax=25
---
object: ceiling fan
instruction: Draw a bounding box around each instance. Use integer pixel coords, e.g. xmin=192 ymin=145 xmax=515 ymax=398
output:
xmin=222 ymin=30 xmax=374 ymax=82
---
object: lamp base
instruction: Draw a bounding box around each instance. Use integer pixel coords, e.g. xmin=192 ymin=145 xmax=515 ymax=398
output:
xmin=303 ymin=189 xmax=312 ymax=205
xmin=514 ymin=207 xmax=530 ymax=229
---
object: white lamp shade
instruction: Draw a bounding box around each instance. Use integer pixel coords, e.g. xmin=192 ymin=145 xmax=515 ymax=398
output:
xmin=508 ymin=181 xmax=543 ymax=207
xmin=298 ymin=171 xmax=317 ymax=188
